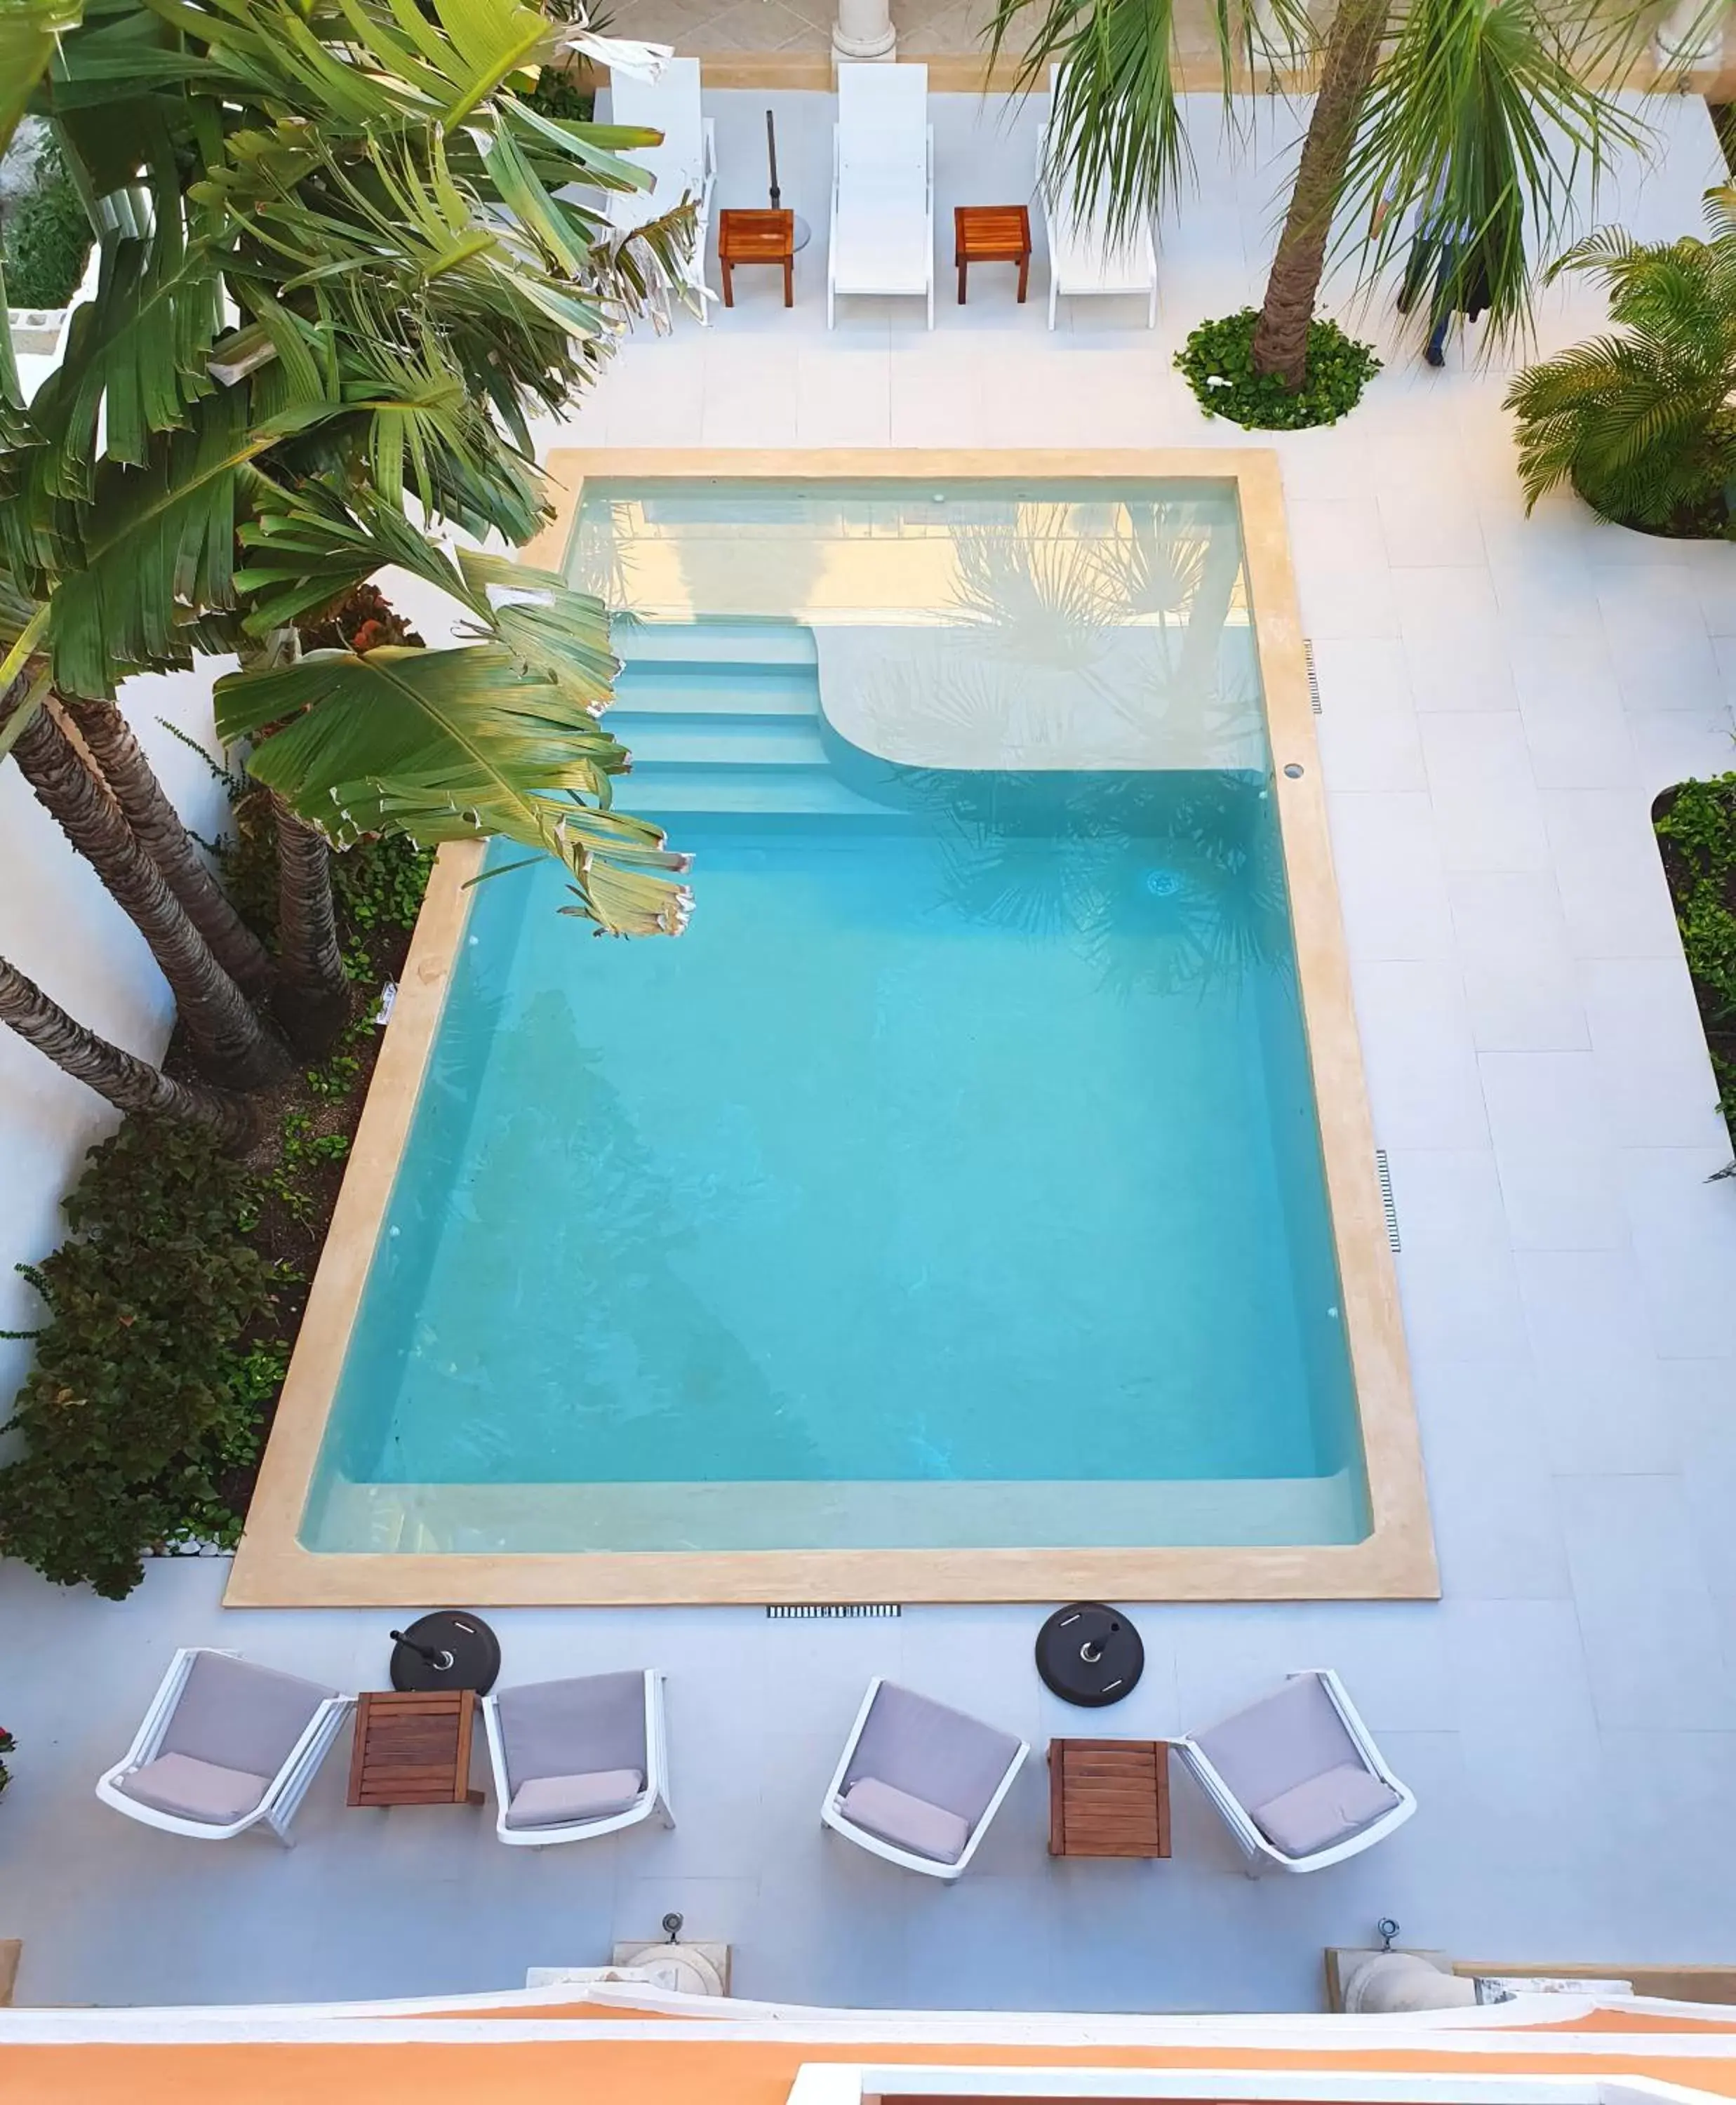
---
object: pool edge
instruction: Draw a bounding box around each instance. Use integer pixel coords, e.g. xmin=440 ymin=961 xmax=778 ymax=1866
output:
xmin=227 ymin=447 xmax=1438 ymax=1610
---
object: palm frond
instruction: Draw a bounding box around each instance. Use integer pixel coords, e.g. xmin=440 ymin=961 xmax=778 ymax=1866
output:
xmin=1345 ymin=0 xmax=1650 ymax=356
xmin=213 ymin=628 xmax=693 ymax=937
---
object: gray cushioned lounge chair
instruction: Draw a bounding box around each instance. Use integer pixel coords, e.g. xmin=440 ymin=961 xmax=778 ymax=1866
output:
xmin=821 ymin=1678 xmax=1028 ymax=1881
xmin=95 ymin=1648 xmax=353 ymax=1845
xmin=481 ymin=1669 xmax=672 ymax=1847
xmin=1175 ymin=1667 xmax=1416 ymax=1873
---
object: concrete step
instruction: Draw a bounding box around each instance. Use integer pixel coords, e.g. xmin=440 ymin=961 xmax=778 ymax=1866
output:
xmin=626 ymin=764 xmax=895 ymax=817
xmin=614 ymin=716 xmax=829 ymax=767
xmin=610 ymin=660 xmax=820 ymax=717
xmin=613 ymin=620 xmax=818 ymax=668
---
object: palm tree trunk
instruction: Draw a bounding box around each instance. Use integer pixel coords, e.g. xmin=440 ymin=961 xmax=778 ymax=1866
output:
xmin=270 ymin=792 xmax=351 ymax=1055
xmin=1250 ymin=0 xmax=1389 ymax=388
xmin=0 ymin=954 xmax=255 ymax=1149
xmin=3 ymin=686 xmax=292 ymax=1092
xmin=61 ymin=695 xmax=277 ymax=1003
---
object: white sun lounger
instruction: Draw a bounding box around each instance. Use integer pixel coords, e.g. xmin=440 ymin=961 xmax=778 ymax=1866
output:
xmin=821 ymin=1678 xmax=1027 ymax=1880
xmin=607 ymin=57 xmax=717 ymax=319
xmin=1039 ymin=69 xmax=1158 ymax=330
xmin=96 ymin=1648 xmax=354 ymax=1846
xmin=1175 ymin=1667 xmax=1417 ymax=1873
xmin=828 ymin=62 xmax=935 ymax=328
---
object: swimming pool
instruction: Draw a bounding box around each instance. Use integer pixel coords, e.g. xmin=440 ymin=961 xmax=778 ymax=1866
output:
xmin=235 ymin=453 xmax=1431 ymax=1603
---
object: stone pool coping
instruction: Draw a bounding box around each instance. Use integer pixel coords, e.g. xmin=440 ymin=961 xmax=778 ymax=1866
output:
xmin=226 ymin=448 xmax=1437 ymax=1607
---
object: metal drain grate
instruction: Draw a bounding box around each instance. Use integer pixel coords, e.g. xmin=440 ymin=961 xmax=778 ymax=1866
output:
xmin=1303 ymin=639 xmax=1323 ymax=716
xmin=1375 ymin=1149 xmax=1401 ymax=1252
xmin=766 ymin=1603 xmax=902 ymax=1620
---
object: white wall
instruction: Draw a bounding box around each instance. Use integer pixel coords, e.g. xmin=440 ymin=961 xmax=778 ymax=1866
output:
xmin=0 ymin=665 xmax=233 ymax=1404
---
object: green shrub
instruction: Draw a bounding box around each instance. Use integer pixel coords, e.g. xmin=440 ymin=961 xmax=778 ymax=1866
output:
xmin=516 ymin=65 xmax=594 ymax=121
xmin=1176 ymin=308 xmax=1381 ymax=430
xmin=0 ymin=1728 xmax=13 ymax=1800
xmin=0 ymin=1118 xmax=281 ymax=1599
xmin=3 ymin=142 xmax=92 ymax=308
xmin=1505 ymin=212 xmax=1736 ymax=536
xmin=1655 ymin=773 xmax=1736 ymax=1136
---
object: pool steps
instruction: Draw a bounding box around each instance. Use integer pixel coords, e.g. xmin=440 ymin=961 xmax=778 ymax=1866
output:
xmin=610 ymin=624 xmax=894 ymax=817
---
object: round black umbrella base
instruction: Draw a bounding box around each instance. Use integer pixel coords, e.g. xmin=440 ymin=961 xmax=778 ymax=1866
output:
xmin=1035 ymin=1602 xmax=1144 ymax=1707
xmin=389 ymin=1610 xmax=502 ymax=1695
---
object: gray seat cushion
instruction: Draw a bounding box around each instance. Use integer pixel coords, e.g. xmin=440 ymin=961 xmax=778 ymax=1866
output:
xmin=1252 ymin=1760 xmax=1401 ymax=1857
xmin=160 ymin=1653 xmax=335 ymax=1780
xmin=505 ymin=1767 xmax=645 ymax=1829
xmin=841 ymin=1776 xmax=969 ymax=1864
xmin=1192 ymin=1673 xmax=1362 ymax=1814
xmin=121 ymin=1751 xmax=269 ymax=1824
xmin=494 ymin=1673 xmax=648 ymax=1796
xmin=843 ymin=1682 xmax=1022 ymax=1830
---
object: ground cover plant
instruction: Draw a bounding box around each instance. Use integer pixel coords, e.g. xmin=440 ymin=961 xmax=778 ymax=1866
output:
xmin=1654 ymin=775 xmax=1736 ymax=1156
xmin=1 ymin=138 xmax=89 ymax=308
xmin=1175 ymin=310 xmax=1380 ymax=430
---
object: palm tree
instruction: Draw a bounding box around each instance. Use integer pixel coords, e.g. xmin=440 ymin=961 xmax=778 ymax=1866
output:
xmin=0 ymin=0 xmax=700 ymax=1097
xmin=1 ymin=676 xmax=291 ymax=1090
xmin=59 ymin=695 xmax=276 ymax=1001
xmin=989 ymin=0 xmax=1648 ymax=394
xmin=1505 ymin=193 xmax=1736 ymax=530
xmin=0 ymin=955 xmax=253 ymax=1149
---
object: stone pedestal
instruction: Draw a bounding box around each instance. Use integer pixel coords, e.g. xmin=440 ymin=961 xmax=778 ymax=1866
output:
xmin=833 ymin=0 xmax=896 ymax=64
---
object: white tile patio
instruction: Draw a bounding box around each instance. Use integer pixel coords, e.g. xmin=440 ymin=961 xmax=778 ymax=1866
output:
xmin=1 ymin=86 xmax=1734 ymax=2014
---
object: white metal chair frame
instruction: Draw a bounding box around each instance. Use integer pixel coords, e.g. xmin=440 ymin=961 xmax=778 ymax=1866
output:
xmin=605 ymin=62 xmax=718 ymax=324
xmin=1174 ymin=1667 xmax=1417 ymax=1875
xmin=481 ymin=1667 xmax=674 ymax=1848
xmin=827 ymin=109 xmax=935 ymax=330
xmin=1036 ymin=118 xmax=1158 ymax=332
xmin=95 ymin=1648 xmax=354 ymax=1848
xmin=820 ymin=1676 xmax=1029 ymax=1883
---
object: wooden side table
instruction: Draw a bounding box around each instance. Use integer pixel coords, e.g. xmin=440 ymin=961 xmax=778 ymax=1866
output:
xmin=347 ymin=1689 xmax=483 ymax=1808
xmin=718 ymin=209 xmax=796 ymax=309
xmin=1048 ymin=1737 xmax=1172 ymax=1858
xmin=954 ymin=205 xmax=1032 ymax=305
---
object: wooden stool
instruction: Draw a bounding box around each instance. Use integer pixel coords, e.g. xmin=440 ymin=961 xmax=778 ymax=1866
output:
xmin=1048 ymin=1737 xmax=1172 ymax=1858
xmin=718 ymin=209 xmax=796 ymax=309
xmin=954 ymin=205 xmax=1032 ymax=305
xmin=347 ymin=1690 xmax=483 ymax=1809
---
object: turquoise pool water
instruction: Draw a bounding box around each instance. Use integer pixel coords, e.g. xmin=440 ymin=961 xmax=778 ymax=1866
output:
xmin=302 ymin=483 xmax=1368 ymax=1553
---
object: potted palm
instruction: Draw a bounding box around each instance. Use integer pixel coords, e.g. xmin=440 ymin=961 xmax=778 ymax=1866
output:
xmin=1506 ymin=192 xmax=1736 ymax=536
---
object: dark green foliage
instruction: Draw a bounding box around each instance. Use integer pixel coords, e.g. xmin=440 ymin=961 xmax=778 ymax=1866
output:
xmin=1177 ymin=308 xmax=1382 ymax=429
xmin=0 ymin=1119 xmax=283 ymax=1599
xmin=1655 ymin=774 xmax=1736 ymax=1140
xmin=516 ymin=65 xmax=594 ymax=121
xmin=0 ymin=1727 xmax=13 ymax=1798
xmin=331 ymin=832 xmax=436 ymax=944
xmin=2 ymin=141 xmax=91 ymax=308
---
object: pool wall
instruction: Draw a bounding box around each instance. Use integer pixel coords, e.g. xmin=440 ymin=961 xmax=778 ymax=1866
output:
xmin=227 ymin=448 xmax=1437 ymax=1607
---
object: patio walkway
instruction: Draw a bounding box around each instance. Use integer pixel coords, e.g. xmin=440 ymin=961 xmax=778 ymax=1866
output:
xmin=1 ymin=88 xmax=1735 ymax=2015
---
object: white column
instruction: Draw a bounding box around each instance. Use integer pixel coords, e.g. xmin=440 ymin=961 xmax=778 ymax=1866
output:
xmin=1653 ymin=0 xmax=1724 ymax=68
xmin=833 ymin=0 xmax=895 ymax=64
